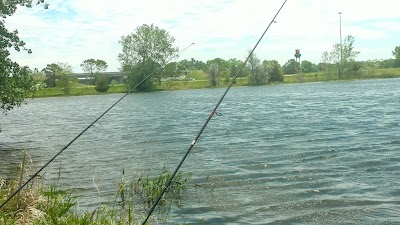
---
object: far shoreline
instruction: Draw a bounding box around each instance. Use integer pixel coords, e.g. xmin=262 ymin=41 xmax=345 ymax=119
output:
xmin=33 ymin=68 xmax=400 ymax=98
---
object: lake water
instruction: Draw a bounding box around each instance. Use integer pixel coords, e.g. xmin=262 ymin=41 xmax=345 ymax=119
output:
xmin=1 ymin=79 xmax=400 ymax=224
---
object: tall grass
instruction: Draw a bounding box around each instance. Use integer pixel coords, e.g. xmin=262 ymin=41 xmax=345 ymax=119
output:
xmin=1 ymin=154 xmax=191 ymax=225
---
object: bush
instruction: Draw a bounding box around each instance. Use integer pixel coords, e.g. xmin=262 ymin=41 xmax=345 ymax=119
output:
xmin=95 ymin=74 xmax=110 ymax=92
xmin=110 ymin=79 xmax=119 ymax=85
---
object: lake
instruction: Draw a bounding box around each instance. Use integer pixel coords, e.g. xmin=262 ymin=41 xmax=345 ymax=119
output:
xmin=1 ymin=79 xmax=400 ymax=224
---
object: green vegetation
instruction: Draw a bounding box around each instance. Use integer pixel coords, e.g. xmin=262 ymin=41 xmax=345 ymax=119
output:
xmin=29 ymin=67 xmax=400 ymax=98
xmin=34 ymin=84 xmax=127 ymax=97
xmin=282 ymin=68 xmax=400 ymax=83
xmin=80 ymin=59 xmax=108 ymax=85
xmin=186 ymin=70 xmax=208 ymax=80
xmin=94 ymin=74 xmax=110 ymax=93
xmin=0 ymin=0 xmax=47 ymax=112
xmin=118 ymin=24 xmax=178 ymax=92
xmin=1 ymin=153 xmax=191 ymax=224
xmin=321 ymin=35 xmax=361 ymax=79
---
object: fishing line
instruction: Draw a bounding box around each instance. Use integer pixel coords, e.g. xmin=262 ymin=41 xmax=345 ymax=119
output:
xmin=0 ymin=42 xmax=195 ymax=210
xmin=142 ymin=0 xmax=288 ymax=224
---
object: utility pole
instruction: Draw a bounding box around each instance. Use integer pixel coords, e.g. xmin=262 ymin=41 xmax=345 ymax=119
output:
xmin=338 ymin=12 xmax=343 ymax=79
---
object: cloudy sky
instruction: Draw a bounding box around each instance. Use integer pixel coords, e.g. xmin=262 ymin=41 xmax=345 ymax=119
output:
xmin=6 ymin=0 xmax=400 ymax=72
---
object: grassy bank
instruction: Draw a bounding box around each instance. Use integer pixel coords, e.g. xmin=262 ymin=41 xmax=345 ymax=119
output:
xmin=33 ymin=68 xmax=400 ymax=98
xmin=283 ymin=67 xmax=400 ymax=83
xmin=34 ymin=85 xmax=127 ymax=98
xmin=0 ymin=152 xmax=191 ymax=224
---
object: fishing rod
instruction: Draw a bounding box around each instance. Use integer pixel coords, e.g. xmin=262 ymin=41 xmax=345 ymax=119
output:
xmin=0 ymin=42 xmax=195 ymax=210
xmin=142 ymin=0 xmax=288 ymax=224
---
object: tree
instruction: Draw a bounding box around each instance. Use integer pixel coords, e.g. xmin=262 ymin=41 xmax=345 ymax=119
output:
xmin=95 ymin=74 xmax=110 ymax=92
xmin=162 ymin=62 xmax=179 ymax=79
xmin=282 ymin=59 xmax=300 ymax=74
xmin=300 ymin=60 xmax=318 ymax=73
xmin=205 ymin=58 xmax=230 ymax=86
xmin=263 ymin=60 xmax=283 ymax=82
xmin=247 ymin=52 xmax=268 ymax=85
xmin=0 ymin=0 xmax=47 ymax=112
xmin=190 ymin=58 xmax=206 ymax=70
xmin=321 ymin=35 xmax=360 ymax=79
xmin=118 ymin=24 xmax=178 ymax=92
xmin=392 ymin=46 xmax=400 ymax=68
xmin=80 ymin=59 xmax=108 ymax=84
xmin=228 ymin=58 xmax=249 ymax=77
xmin=207 ymin=63 xmax=220 ymax=86
xmin=55 ymin=62 xmax=73 ymax=95
xmin=42 ymin=63 xmax=60 ymax=87
xmin=379 ymin=59 xmax=395 ymax=68
xmin=392 ymin=46 xmax=400 ymax=59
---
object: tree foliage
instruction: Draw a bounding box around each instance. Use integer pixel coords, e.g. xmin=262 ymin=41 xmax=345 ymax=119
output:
xmin=81 ymin=58 xmax=108 ymax=74
xmin=178 ymin=58 xmax=206 ymax=71
xmin=118 ymin=24 xmax=178 ymax=91
xmin=55 ymin=62 xmax=73 ymax=95
xmin=207 ymin=63 xmax=220 ymax=86
xmin=300 ymin=60 xmax=318 ymax=73
xmin=95 ymin=74 xmax=110 ymax=92
xmin=282 ymin=59 xmax=300 ymax=75
xmin=247 ymin=52 xmax=268 ymax=85
xmin=42 ymin=63 xmax=60 ymax=87
xmin=162 ymin=62 xmax=179 ymax=79
xmin=321 ymin=35 xmax=360 ymax=79
xmin=0 ymin=0 xmax=47 ymax=112
xmin=80 ymin=59 xmax=108 ymax=85
xmin=263 ymin=60 xmax=284 ymax=82
xmin=392 ymin=46 xmax=400 ymax=68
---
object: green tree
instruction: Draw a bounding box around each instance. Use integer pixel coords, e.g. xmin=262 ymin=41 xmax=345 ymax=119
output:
xmin=205 ymin=58 xmax=230 ymax=86
xmin=379 ymin=59 xmax=395 ymax=68
xmin=263 ymin=60 xmax=283 ymax=82
xmin=42 ymin=63 xmax=60 ymax=87
xmin=190 ymin=58 xmax=206 ymax=70
xmin=55 ymin=62 xmax=73 ymax=95
xmin=207 ymin=63 xmax=220 ymax=86
xmin=228 ymin=58 xmax=249 ymax=77
xmin=282 ymin=59 xmax=300 ymax=74
xmin=80 ymin=59 xmax=108 ymax=84
xmin=95 ymin=74 xmax=110 ymax=92
xmin=162 ymin=62 xmax=179 ymax=79
xmin=321 ymin=35 xmax=360 ymax=79
xmin=320 ymin=52 xmax=336 ymax=79
xmin=247 ymin=52 xmax=268 ymax=85
xmin=118 ymin=24 xmax=178 ymax=92
xmin=0 ymin=0 xmax=47 ymax=112
xmin=300 ymin=60 xmax=318 ymax=73
xmin=392 ymin=46 xmax=400 ymax=68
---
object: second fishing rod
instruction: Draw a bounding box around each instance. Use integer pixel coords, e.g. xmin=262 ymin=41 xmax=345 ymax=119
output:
xmin=0 ymin=42 xmax=195 ymax=210
xmin=142 ymin=0 xmax=288 ymax=223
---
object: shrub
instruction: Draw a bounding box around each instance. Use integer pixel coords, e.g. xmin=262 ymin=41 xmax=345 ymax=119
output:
xmin=95 ymin=74 xmax=110 ymax=92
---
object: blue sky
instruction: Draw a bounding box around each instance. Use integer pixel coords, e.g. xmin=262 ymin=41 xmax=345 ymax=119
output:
xmin=6 ymin=0 xmax=400 ymax=72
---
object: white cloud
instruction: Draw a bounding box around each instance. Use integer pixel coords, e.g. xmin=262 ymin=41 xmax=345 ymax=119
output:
xmin=5 ymin=0 xmax=400 ymax=72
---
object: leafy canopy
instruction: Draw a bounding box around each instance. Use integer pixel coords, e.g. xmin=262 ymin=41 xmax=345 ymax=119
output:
xmin=80 ymin=59 xmax=108 ymax=74
xmin=0 ymin=0 xmax=47 ymax=112
xmin=118 ymin=24 xmax=178 ymax=91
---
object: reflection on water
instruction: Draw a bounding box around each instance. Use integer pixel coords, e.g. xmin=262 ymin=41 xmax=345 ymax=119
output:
xmin=1 ymin=78 xmax=400 ymax=224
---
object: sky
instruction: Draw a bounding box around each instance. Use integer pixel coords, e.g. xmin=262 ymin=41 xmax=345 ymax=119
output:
xmin=6 ymin=0 xmax=400 ymax=73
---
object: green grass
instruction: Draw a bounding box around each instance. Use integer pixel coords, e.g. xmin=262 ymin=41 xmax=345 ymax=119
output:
xmin=0 ymin=153 xmax=191 ymax=225
xmin=360 ymin=68 xmax=400 ymax=79
xmin=34 ymin=84 xmax=127 ymax=98
xmin=33 ymin=68 xmax=400 ymax=98
xmin=282 ymin=67 xmax=400 ymax=83
xmin=155 ymin=77 xmax=249 ymax=91
xmin=186 ymin=70 xmax=208 ymax=80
